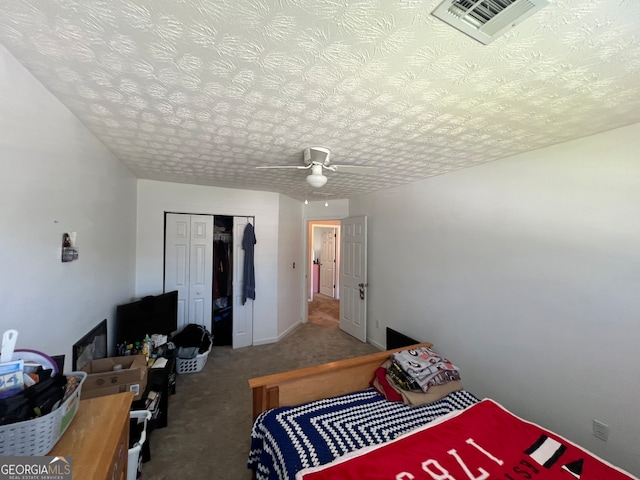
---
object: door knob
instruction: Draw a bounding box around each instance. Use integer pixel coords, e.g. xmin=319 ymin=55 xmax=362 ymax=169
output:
xmin=358 ymin=283 xmax=368 ymax=300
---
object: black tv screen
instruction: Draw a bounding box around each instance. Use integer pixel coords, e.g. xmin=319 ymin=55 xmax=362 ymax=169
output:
xmin=114 ymin=291 xmax=178 ymax=351
xmin=73 ymin=319 xmax=108 ymax=371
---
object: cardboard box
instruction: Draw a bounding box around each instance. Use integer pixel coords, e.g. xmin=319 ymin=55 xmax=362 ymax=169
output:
xmin=80 ymin=355 xmax=147 ymax=401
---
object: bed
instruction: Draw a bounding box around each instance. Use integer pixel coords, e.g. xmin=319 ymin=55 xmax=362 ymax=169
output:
xmin=248 ymin=343 xmax=638 ymax=480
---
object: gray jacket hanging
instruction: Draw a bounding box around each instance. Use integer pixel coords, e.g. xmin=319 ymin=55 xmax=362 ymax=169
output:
xmin=242 ymin=222 xmax=256 ymax=304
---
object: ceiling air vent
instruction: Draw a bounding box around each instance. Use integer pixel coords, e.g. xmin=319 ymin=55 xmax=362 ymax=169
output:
xmin=432 ymin=0 xmax=550 ymax=45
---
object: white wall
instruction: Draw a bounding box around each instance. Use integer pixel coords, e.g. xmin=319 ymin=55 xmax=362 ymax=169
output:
xmin=277 ymin=194 xmax=304 ymax=338
xmin=303 ymin=199 xmax=349 ymax=220
xmin=0 ymin=45 xmax=137 ymax=369
xmin=349 ymin=123 xmax=640 ymax=475
xmin=135 ymin=180 xmax=283 ymax=344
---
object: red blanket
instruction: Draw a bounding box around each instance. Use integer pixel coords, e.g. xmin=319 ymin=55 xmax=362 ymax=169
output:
xmin=297 ymin=399 xmax=637 ymax=480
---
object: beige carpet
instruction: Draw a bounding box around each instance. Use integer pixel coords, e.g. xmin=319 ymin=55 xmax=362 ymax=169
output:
xmin=307 ymin=293 xmax=339 ymax=325
xmin=141 ymin=302 xmax=376 ymax=480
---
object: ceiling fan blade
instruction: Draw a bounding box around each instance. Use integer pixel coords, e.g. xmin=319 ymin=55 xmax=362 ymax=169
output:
xmin=330 ymin=164 xmax=379 ymax=175
xmin=255 ymin=165 xmax=311 ymax=170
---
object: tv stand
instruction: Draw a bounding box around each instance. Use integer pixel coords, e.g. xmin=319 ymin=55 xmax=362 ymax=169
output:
xmin=147 ymin=354 xmax=176 ymax=428
xmin=132 ymin=354 xmax=176 ymax=462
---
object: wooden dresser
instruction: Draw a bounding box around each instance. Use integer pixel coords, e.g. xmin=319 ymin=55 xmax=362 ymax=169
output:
xmin=50 ymin=391 xmax=133 ymax=480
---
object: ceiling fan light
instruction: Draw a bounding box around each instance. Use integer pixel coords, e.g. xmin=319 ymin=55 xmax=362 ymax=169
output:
xmin=306 ymin=173 xmax=327 ymax=188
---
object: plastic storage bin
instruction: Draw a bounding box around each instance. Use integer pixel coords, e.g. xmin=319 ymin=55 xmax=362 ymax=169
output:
xmin=0 ymin=371 xmax=87 ymax=456
xmin=128 ymin=410 xmax=152 ymax=480
xmin=175 ymin=346 xmax=211 ymax=374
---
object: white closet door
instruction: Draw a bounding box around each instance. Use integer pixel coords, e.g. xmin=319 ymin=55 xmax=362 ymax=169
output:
xmin=165 ymin=214 xmax=214 ymax=333
xmin=165 ymin=213 xmax=191 ymax=329
xmin=232 ymin=216 xmax=254 ymax=349
xmin=188 ymin=215 xmax=214 ymax=332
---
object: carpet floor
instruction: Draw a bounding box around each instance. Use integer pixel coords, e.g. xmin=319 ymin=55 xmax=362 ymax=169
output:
xmin=307 ymin=293 xmax=339 ymax=324
xmin=141 ymin=299 xmax=376 ymax=480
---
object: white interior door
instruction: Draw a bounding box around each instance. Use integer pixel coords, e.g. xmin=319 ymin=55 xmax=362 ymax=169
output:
xmin=164 ymin=213 xmax=213 ymax=333
xmin=319 ymin=229 xmax=335 ymax=298
xmin=232 ymin=216 xmax=254 ymax=348
xmin=339 ymin=216 xmax=368 ymax=342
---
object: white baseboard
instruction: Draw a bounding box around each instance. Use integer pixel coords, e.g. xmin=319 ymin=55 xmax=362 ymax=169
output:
xmin=252 ymin=321 xmax=302 ymax=346
xmin=252 ymin=336 xmax=278 ymax=346
xmin=368 ymin=337 xmax=385 ymax=351
xmin=278 ymin=321 xmax=301 ymax=341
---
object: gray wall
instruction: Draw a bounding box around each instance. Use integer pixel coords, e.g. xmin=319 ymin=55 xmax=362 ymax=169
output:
xmin=349 ymin=123 xmax=640 ymax=475
xmin=0 ymin=45 xmax=137 ymax=368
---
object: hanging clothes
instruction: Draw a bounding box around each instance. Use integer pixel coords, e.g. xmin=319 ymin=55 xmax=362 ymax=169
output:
xmin=213 ymin=218 xmax=233 ymax=304
xmin=226 ymin=240 xmax=233 ymax=296
xmin=214 ymin=240 xmax=230 ymax=299
xmin=242 ymin=222 xmax=256 ymax=304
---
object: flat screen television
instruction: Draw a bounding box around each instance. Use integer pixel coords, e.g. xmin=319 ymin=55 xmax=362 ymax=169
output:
xmin=73 ymin=319 xmax=108 ymax=371
xmin=114 ymin=290 xmax=179 ymax=353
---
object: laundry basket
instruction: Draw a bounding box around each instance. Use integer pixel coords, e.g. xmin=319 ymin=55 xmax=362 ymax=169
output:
xmin=128 ymin=410 xmax=152 ymax=480
xmin=0 ymin=371 xmax=86 ymax=456
xmin=171 ymin=323 xmax=212 ymax=374
xmin=175 ymin=346 xmax=211 ymax=374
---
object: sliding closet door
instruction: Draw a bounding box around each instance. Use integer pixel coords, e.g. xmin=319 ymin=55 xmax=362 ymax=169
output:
xmin=232 ymin=216 xmax=254 ymax=348
xmin=165 ymin=213 xmax=214 ymax=333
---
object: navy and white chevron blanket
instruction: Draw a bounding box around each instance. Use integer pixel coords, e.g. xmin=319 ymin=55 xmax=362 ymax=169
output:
xmin=247 ymin=388 xmax=480 ymax=480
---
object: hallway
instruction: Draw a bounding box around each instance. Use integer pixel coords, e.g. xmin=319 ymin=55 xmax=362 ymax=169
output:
xmin=308 ymin=294 xmax=339 ymax=326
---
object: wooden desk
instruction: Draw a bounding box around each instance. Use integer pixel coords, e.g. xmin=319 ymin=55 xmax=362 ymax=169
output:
xmin=50 ymin=391 xmax=133 ymax=480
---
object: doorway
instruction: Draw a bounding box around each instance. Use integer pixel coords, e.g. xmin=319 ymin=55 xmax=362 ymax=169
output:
xmin=307 ymin=220 xmax=340 ymax=325
xmin=305 ymin=216 xmax=369 ymax=343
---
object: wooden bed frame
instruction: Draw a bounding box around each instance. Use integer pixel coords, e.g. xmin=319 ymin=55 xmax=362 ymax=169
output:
xmin=248 ymin=342 xmax=432 ymax=420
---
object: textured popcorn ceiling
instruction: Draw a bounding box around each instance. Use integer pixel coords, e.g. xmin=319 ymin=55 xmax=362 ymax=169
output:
xmin=1 ymin=0 xmax=639 ymax=201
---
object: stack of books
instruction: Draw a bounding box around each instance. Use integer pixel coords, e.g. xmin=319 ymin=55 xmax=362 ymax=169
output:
xmin=145 ymin=390 xmax=161 ymax=418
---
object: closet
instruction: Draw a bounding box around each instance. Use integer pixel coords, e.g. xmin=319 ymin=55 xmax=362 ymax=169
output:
xmin=164 ymin=213 xmax=254 ymax=348
xmin=164 ymin=214 xmax=213 ymax=331
xmin=212 ymin=216 xmax=233 ymax=345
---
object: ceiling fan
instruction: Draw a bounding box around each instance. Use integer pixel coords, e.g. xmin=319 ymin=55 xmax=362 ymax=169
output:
xmin=256 ymin=147 xmax=378 ymax=187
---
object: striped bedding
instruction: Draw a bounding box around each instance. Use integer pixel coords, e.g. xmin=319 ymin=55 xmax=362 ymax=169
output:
xmin=247 ymin=388 xmax=480 ymax=480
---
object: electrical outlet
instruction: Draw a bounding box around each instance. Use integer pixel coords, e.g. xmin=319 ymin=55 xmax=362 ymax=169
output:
xmin=376 ymin=319 xmax=380 ymax=329
xmin=592 ymin=419 xmax=609 ymax=442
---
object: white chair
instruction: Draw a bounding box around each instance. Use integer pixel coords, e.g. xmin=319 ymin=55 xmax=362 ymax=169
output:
xmin=128 ymin=410 xmax=152 ymax=480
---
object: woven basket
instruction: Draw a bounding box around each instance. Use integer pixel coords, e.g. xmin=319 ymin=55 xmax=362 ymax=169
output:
xmin=0 ymin=371 xmax=86 ymax=456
